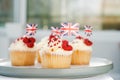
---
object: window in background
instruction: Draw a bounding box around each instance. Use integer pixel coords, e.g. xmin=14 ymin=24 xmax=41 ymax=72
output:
xmin=102 ymin=0 xmax=120 ymax=30
xmin=27 ymin=0 xmax=52 ymax=29
xmin=27 ymin=0 xmax=102 ymax=30
xmin=0 ymin=0 xmax=13 ymax=27
xmin=27 ymin=0 xmax=120 ymax=30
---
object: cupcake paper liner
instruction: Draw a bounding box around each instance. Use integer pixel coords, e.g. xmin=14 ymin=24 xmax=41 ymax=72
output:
xmin=10 ymin=51 xmax=36 ymax=66
xmin=71 ymin=50 xmax=91 ymax=65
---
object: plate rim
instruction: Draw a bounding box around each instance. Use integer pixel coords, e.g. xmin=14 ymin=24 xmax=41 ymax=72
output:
xmin=0 ymin=57 xmax=113 ymax=69
xmin=0 ymin=57 xmax=113 ymax=78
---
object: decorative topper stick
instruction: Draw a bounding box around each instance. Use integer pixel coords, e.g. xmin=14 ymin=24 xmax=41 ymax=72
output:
xmin=84 ymin=25 xmax=92 ymax=37
xmin=60 ymin=23 xmax=79 ymax=36
xmin=51 ymin=27 xmax=61 ymax=36
xmin=26 ymin=24 xmax=38 ymax=36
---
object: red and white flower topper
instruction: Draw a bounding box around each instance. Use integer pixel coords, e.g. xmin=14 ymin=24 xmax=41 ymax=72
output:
xmin=26 ymin=24 xmax=38 ymax=36
xmin=84 ymin=25 xmax=92 ymax=37
xmin=51 ymin=27 xmax=61 ymax=36
xmin=60 ymin=23 xmax=79 ymax=36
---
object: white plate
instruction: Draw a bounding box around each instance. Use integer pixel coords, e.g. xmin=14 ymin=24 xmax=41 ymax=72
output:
xmin=0 ymin=58 xmax=113 ymax=79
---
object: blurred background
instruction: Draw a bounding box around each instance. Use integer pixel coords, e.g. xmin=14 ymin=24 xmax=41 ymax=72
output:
xmin=0 ymin=0 xmax=120 ymax=79
xmin=0 ymin=0 xmax=120 ymax=30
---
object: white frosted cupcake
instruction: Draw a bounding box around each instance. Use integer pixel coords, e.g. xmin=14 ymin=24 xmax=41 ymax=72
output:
xmin=36 ymin=37 xmax=49 ymax=63
xmin=40 ymin=34 xmax=73 ymax=68
xmin=9 ymin=36 xmax=37 ymax=66
xmin=71 ymin=36 xmax=93 ymax=65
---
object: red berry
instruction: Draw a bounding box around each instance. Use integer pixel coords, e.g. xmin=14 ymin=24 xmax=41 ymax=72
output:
xmin=84 ymin=39 xmax=93 ymax=46
xmin=23 ymin=37 xmax=29 ymax=43
xmin=29 ymin=37 xmax=36 ymax=43
xmin=27 ymin=43 xmax=34 ymax=48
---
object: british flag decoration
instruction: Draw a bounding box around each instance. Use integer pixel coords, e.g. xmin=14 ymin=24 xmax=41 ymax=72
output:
xmin=60 ymin=23 xmax=79 ymax=36
xmin=84 ymin=25 xmax=92 ymax=36
xmin=26 ymin=24 xmax=38 ymax=36
xmin=51 ymin=27 xmax=61 ymax=36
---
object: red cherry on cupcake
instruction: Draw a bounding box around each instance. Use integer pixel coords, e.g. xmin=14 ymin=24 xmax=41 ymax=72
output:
xmin=84 ymin=39 xmax=93 ymax=46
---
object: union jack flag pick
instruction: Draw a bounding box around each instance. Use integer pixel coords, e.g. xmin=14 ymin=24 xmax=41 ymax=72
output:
xmin=60 ymin=23 xmax=79 ymax=36
xmin=26 ymin=24 xmax=38 ymax=36
xmin=84 ymin=25 xmax=92 ymax=37
xmin=51 ymin=27 xmax=61 ymax=36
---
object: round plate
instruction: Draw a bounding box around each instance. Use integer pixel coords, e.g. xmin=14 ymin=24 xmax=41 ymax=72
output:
xmin=0 ymin=58 xmax=113 ymax=79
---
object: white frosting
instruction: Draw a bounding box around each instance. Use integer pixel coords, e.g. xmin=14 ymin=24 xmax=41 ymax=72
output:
xmin=9 ymin=40 xmax=37 ymax=51
xmin=39 ymin=45 xmax=72 ymax=56
xmin=37 ymin=37 xmax=49 ymax=50
xmin=71 ymin=39 xmax=92 ymax=51
xmin=38 ymin=36 xmax=73 ymax=56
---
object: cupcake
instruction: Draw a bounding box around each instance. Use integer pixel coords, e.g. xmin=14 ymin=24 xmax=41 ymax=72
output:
xmin=36 ymin=37 xmax=49 ymax=63
xmin=9 ymin=24 xmax=38 ymax=66
xmin=40 ymin=34 xmax=73 ymax=68
xmin=9 ymin=36 xmax=37 ymax=66
xmin=71 ymin=36 xmax=93 ymax=65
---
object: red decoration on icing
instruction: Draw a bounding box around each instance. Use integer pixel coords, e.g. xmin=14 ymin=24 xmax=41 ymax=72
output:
xmin=23 ymin=37 xmax=29 ymax=43
xmin=62 ymin=40 xmax=68 ymax=45
xmin=84 ymin=39 xmax=93 ymax=46
xmin=54 ymin=44 xmax=56 ymax=46
xmin=49 ymin=34 xmax=55 ymax=41
xmin=53 ymin=38 xmax=58 ymax=41
xmin=48 ymin=34 xmax=73 ymax=51
xmin=22 ymin=37 xmax=36 ymax=48
xmin=58 ymin=40 xmax=60 ymax=42
xmin=62 ymin=40 xmax=72 ymax=51
xmin=29 ymin=37 xmax=36 ymax=43
xmin=26 ymin=43 xmax=34 ymax=48
xmin=48 ymin=34 xmax=59 ymax=47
